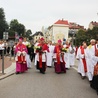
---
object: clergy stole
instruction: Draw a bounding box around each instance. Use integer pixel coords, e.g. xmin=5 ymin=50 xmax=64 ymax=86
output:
xmin=56 ymin=47 xmax=60 ymax=64
xmin=38 ymin=44 xmax=43 ymax=68
xmin=61 ymin=53 xmax=66 ymax=64
xmin=56 ymin=45 xmax=65 ymax=64
xmin=95 ymin=44 xmax=98 ymax=56
xmin=94 ymin=45 xmax=98 ymax=76
xmin=39 ymin=52 xmax=42 ymax=68
xmin=38 ymin=44 xmax=49 ymax=68
xmin=80 ymin=46 xmax=87 ymax=72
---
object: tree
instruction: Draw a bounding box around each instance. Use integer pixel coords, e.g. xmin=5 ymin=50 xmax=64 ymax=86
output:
xmin=25 ymin=29 xmax=32 ymax=40
xmin=9 ymin=19 xmax=26 ymax=37
xmin=75 ymin=29 xmax=87 ymax=46
xmin=85 ymin=27 xmax=98 ymax=44
xmin=17 ymin=23 xmax=25 ymax=36
xmin=75 ymin=27 xmax=98 ymax=46
xmin=0 ymin=8 xmax=8 ymax=39
xmin=9 ymin=19 xmax=19 ymax=37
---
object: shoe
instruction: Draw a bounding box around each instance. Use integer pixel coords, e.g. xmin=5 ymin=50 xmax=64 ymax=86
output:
xmin=57 ymin=72 xmax=61 ymax=74
xmin=16 ymin=72 xmax=20 ymax=74
xmin=81 ymin=76 xmax=86 ymax=79
xmin=42 ymin=72 xmax=45 ymax=74
xmin=40 ymin=71 xmax=45 ymax=74
xmin=47 ymin=66 xmax=52 ymax=68
xmin=89 ymin=81 xmax=92 ymax=84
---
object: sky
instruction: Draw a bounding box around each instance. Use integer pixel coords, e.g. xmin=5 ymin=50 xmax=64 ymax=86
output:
xmin=0 ymin=0 xmax=98 ymax=34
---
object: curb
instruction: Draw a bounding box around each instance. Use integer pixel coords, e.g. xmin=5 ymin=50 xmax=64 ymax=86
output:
xmin=0 ymin=71 xmax=15 ymax=80
xmin=0 ymin=63 xmax=16 ymax=80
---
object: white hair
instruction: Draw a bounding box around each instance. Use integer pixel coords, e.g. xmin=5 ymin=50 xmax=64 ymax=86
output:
xmin=90 ymin=39 xmax=96 ymax=42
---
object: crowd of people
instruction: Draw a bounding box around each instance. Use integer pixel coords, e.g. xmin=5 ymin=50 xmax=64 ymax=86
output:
xmin=1 ymin=36 xmax=98 ymax=95
xmin=15 ymin=37 xmax=76 ymax=75
xmin=76 ymin=39 xmax=98 ymax=94
xmin=15 ymin=38 xmax=98 ymax=94
xmin=34 ymin=38 xmax=76 ymax=74
xmin=0 ymin=40 xmax=16 ymax=58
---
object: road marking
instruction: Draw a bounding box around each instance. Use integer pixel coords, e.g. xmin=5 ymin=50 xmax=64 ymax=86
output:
xmin=73 ymin=67 xmax=78 ymax=71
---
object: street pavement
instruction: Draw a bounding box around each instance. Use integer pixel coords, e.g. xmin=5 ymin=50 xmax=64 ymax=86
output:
xmin=0 ymin=63 xmax=98 ymax=98
xmin=0 ymin=56 xmax=12 ymax=71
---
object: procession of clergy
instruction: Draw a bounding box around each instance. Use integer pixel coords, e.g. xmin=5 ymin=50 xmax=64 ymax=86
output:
xmin=15 ymin=36 xmax=98 ymax=94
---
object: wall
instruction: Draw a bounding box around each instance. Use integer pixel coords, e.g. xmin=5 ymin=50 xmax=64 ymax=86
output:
xmin=52 ymin=24 xmax=69 ymax=43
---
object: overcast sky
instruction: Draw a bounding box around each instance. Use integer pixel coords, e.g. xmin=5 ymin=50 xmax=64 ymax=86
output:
xmin=0 ymin=0 xmax=98 ymax=34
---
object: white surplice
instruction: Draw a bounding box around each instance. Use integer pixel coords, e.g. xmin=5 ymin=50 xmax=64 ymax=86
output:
xmin=63 ymin=45 xmax=70 ymax=69
xmin=46 ymin=45 xmax=54 ymax=67
xmin=86 ymin=45 xmax=98 ymax=81
xmin=34 ymin=42 xmax=39 ymax=66
xmin=69 ymin=46 xmax=76 ymax=67
xmin=76 ymin=46 xmax=87 ymax=77
xmin=23 ymin=41 xmax=32 ymax=68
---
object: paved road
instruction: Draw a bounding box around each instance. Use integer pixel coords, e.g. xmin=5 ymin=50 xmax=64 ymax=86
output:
xmin=0 ymin=65 xmax=98 ymax=98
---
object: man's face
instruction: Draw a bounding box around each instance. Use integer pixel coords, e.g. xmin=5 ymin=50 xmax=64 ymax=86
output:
xmin=19 ymin=39 xmax=23 ymax=44
xmin=83 ymin=43 xmax=87 ymax=48
xmin=66 ymin=41 xmax=69 ymax=45
xmin=41 ymin=40 xmax=44 ymax=44
xmin=91 ymin=41 xmax=95 ymax=45
xmin=58 ymin=42 xmax=62 ymax=46
xmin=24 ymin=38 xmax=27 ymax=42
xmin=49 ymin=41 xmax=52 ymax=45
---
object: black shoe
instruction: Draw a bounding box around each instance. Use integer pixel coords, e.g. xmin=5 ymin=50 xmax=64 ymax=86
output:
xmin=56 ymin=72 xmax=61 ymax=74
xmin=40 ymin=71 xmax=45 ymax=74
xmin=89 ymin=81 xmax=92 ymax=84
xmin=90 ymin=83 xmax=95 ymax=89
xmin=16 ymin=72 xmax=20 ymax=74
xmin=47 ymin=66 xmax=52 ymax=68
xmin=66 ymin=68 xmax=69 ymax=70
xmin=81 ymin=76 xmax=86 ymax=79
xmin=42 ymin=72 xmax=45 ymax=74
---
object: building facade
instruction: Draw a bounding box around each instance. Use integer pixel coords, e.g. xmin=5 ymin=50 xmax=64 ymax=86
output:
xmin=42 ymin=19 xmax=85 ymax=43
xmin=89 ymin=21 xmax=98 ymax=30
xmin=69 ymin=22 xmax=85 ymax=35
xmin=45 ymin=19 xmax=69 ymax=43
xmin=32 ymin=31 xmax=44 ymax=43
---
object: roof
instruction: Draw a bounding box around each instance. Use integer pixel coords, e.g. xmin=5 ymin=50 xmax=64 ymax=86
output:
xmin=54 ymin=19 xmax=69 ymax=25
xmin=69 ymin=22 xmax=84 ymax=29
xmin=91 ymin=21 xmax=98 ymax=26
xmin=32 ymin=31 xmax=44 ymax=37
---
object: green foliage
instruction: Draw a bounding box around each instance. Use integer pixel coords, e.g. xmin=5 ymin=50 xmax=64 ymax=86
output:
xmin=0 ymin=8 xmax=8 ymax=39
xmin=9 ymin=19 xmax=26 ymax=37
xmin=75 ymin=27 xmax=98 ymax=46
xmin=0 ymin=8 xmax=32 ymax=40
xmin=25 ymin=29 xmax=32 ymax=40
